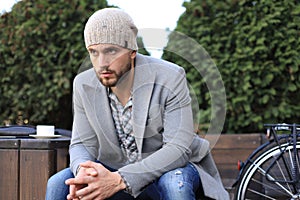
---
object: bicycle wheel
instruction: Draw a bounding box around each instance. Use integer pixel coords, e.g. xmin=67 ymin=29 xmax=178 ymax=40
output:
xmin=235 ymin=141 xmax=300 ymax=200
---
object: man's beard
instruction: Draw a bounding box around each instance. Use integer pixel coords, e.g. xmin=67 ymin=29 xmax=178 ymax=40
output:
xmin=97 ymin=64 xmax=131 ymax=87
xmin=99 ymin=70 xmax=119 ymax=87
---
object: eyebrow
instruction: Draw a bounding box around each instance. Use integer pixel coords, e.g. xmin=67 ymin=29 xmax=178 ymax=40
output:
xmin=87 ymin=47 xmax=96 ymax=51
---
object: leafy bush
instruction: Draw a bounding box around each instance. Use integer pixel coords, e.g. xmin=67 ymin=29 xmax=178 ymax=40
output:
xmin=163 ymin=0 xmax=300 ymax=133
xmin=0 ymin=0 xmax=109 ymax=128
xmin=0 ymin=0 xmax=149 ymax=129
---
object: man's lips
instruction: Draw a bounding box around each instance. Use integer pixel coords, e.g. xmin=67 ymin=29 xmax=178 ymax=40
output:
xmin=100 ymin=71 xmax=114 ymax=78
xmin=100 ymin=71 xmax=113 ymax=78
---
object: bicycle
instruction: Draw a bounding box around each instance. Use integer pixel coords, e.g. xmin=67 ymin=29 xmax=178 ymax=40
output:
xmin=233 ymin=123 xmax=300 ymax=200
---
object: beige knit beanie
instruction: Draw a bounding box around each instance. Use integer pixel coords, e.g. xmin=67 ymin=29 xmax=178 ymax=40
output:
xmin=84 ymin=8 xmax=138 ymax=50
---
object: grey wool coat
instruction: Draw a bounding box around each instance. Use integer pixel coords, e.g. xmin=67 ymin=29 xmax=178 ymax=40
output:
xmin=69 ymin=53 xmax=229 ymax=200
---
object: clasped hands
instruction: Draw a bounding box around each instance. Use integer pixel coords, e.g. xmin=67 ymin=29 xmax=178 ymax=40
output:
xmin=65 ymin=161 xmax=126 ymax=200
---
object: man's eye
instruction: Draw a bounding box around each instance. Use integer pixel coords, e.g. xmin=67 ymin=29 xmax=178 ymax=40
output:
xmin=89 ymin=49 xmax=98 ymax=56
xmin=107 ymin=48 xmax=117 ymax=54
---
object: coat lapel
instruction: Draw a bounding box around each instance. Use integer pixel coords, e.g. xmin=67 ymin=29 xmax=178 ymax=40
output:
xmin=83 ymin=75 xmax=121 ymax=152
xmin=132 ymin=54 xmax=156 ymax=154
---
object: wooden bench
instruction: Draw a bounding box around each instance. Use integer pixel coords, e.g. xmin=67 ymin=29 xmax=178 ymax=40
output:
xmin=204 ymin=133 xmax=264 ymax=198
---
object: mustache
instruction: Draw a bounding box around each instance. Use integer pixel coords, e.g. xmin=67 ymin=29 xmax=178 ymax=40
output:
xmin=98 ymin=66 xmax=114 ymax=73
xmin=99 ymin=66 xmax=109 ymax=71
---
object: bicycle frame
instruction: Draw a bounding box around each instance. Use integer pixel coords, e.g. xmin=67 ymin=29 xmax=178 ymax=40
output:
xmin=265 ymin=125 xmax=300 ymax=186
xmin=232 ymin=123 xmax=300 ymax=188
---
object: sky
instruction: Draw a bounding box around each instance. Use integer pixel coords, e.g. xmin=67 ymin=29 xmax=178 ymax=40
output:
xmin=0 ymin=0 xmax=188 ymax=57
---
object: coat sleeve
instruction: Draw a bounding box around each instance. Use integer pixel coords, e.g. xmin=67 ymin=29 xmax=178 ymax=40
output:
xmin=69 ymin=74 xmax=99 ymax=175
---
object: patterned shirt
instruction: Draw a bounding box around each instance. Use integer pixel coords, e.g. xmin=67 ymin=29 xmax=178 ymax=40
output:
xmin=108 ymin=90 xmax=139 ymax=163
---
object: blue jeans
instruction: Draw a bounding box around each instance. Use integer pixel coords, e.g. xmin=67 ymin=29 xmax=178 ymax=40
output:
xmin=46 ymin=163 xmax=201 ymax=200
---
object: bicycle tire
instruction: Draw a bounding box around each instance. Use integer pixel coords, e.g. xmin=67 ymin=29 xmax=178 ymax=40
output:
xmin=235 ymin=141 xmax=300 ymax=200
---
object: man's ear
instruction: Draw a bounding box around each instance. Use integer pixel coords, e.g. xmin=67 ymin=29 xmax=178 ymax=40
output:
xmin=131 ymin=51 xmax=137 ymax=59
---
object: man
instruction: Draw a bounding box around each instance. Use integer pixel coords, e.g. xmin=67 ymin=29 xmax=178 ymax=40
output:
xmin=46 ymin=8 xmax=229 ymax=200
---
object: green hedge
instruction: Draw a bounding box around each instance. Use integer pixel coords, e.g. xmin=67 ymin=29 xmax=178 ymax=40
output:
xmin=0 ymin=0 xmax=109 ymax=128
xmin=0 ymin=0 xmax=149 ymax=128
xmin=163 ymin=0 xmax=300 ymax=133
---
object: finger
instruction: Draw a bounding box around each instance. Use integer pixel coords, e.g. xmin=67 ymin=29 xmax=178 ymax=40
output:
xmin=86 ymin=167 xmax=98 ymax=176
xmin=65 ymin=177 xmax=91 ymax=185
xmin=67 ymin=185 xmax=75 ymax=200
xmin=67 ymin=188 xmax=85 ymax=200
xmin=80 ymin=161 xmax=102 ymax=169
xmin=67 ymin=193 xmax=79 ymax=200
xmin=79 ymin=191 xmax=99 ymax=200
xmin=70 ymin=184 xmax=88 ymax=199
xmin=69 ymin=196 xmax=80 ymax=200
xmin=66 ymin=194 xmax=75 ymax=200
xmin=65 ymin=178 xmax=77 ymax=185
xmin=68 ymin=183 xmax=76 ymax=196
xmin=75 ymin=184 xmax=95 ymax=198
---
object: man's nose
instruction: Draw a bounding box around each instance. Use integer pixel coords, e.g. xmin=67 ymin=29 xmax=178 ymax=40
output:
xmin=98 ymin=54 xmax=110 ymax=67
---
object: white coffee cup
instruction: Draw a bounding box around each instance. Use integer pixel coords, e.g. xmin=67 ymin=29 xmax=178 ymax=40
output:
xmin=36 ymin=125 xmax=55 ymax=136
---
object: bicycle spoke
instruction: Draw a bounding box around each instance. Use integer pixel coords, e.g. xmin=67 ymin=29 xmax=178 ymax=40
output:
xmin=276 ymin=159 xmax=293 ymax=193
xmin=251 ymin=177 xmax=289 ymax=197
xmin=297 ymin=152 xmax=300 ymax=175
xmin=288 ymin=148 xmax=294 ymax=170
xmin=257 ymin=165 xmax=295 ymax=197
xmin=247 ymin=188 xmax=277 ymax=200
xmin=282 ymin=149 xmax=294 ymax=191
